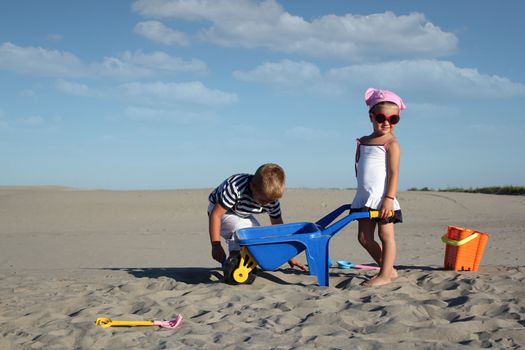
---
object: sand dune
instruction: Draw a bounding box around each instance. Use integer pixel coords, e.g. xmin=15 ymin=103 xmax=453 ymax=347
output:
xmin=0 ymin=188 xmax=524 ymax=349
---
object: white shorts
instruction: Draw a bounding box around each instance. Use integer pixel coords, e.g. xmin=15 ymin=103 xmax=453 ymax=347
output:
xmin=208 ymin=203 xmax=260 ymax=252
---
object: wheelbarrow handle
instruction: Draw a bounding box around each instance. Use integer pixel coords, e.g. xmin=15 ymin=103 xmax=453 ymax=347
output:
xmin=321 ymin=210 xmax=395 ymax=237
xmin=315 ymin=204 xmax=352 ymax=228
xmin=316 ymin=205 xmax=394 ymax=229
xmin=369 ymin=210 xmax=395 ymax=219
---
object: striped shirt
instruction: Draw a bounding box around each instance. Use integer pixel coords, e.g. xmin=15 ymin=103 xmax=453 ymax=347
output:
xmin=208 ymin=174 xmax=282 ymax=219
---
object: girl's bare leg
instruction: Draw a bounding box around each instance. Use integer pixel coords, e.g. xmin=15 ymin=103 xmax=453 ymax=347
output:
xmin=357 ymin=219 xmax=381 ymax=265
xmin=364 ymin=222 xmax=397 ymax=286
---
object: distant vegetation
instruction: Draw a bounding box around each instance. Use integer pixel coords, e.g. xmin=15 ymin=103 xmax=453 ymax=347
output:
xmin=407 ymin=186 xmax=525 ymax=196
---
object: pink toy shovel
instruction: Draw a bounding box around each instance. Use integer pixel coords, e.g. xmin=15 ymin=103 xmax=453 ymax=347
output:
xmin=337 ymin=260 xmax=380 ymax=270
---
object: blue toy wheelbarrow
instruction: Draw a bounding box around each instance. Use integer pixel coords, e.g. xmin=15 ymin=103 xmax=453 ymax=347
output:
xmin=227 ymin=204 xmax=388 ymax=287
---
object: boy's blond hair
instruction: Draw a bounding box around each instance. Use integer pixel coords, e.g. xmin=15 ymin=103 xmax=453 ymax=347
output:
xmin=252 ymin=163 xmax=285 ymax=200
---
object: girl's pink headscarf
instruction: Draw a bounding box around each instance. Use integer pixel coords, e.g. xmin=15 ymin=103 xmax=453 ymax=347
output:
xmin=365 ymin=88 xmax=406 ymax=110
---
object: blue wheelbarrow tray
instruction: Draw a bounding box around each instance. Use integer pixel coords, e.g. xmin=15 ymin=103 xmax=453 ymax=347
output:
xmin=236 ymin=204 xmax=374 ymax=286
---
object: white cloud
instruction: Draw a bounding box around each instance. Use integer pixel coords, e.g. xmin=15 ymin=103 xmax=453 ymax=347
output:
xmin=235 ymin=59 xmax=525 ymax=99
xmin=22 ymin=115 xmax=45 ymax=126
xmin=119 ymin=81 xmax=239 ymax=105
xmin=133 ymin=0 xmax=276 ymax=21
xmin=95 ymin=56 xmax=152 ymax=79
xmin=0 ymin=42 xmax=207 ymax=79
xmin=0 ymin=42 xmax=85 ymax=77
xmin=469 ymin=123 xmax=524 ymax=136
xmin=55 ymin=79 xmax=92 ymax=96
xmin=234 ymin=59 xmax=342 ymax=95
xmin=132 ymin=0 xmax=457 ymax=61
xmin=16 ymin=115 xmax=46 ymax=127
xmin=134 ymin=20 xmax=189 ymax=46
xmin=19 ymin=89 xmax=36 ymax=97
xmin=234 ymin=59 xmax=321 ymax=87
xmin=125 ymin=106 xmax=217 ymax=123
xmin=46 ymin=34 xmax=63 ymax=42
xmin=327 ymin=60 xmax=525 ymax=98
xmin=121 ymin=50 xmax=207 ymax=75
xmin=405 ymin=103 xmax=460 ymax=120
xmin=0 ymin=109 xmax=62 ymax=130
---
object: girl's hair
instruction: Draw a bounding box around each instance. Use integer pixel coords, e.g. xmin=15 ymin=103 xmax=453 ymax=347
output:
xmin=252 ymin=163 xmax=285 ymax=200
xmin=369 ymin=101 xmax=399 ymax=114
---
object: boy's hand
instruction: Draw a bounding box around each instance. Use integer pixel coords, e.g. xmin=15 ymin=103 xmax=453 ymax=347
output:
xmin=211 ymin=243 xmax=226 ymax=264
xmin=288 ymin=258 xmax=308 ymax=272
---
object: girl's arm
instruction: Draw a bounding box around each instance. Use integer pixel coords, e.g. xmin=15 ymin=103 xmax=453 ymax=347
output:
xmin=382 ymin=141 xmax=400 ymax=218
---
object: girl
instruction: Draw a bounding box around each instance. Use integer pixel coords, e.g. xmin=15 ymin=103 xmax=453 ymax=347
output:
xmin=352 ymin=88 xmax=405 ymax=286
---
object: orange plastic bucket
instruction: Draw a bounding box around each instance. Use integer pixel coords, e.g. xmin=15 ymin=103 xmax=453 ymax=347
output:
xmin=441 ymin=226 xmax=489 ymax=272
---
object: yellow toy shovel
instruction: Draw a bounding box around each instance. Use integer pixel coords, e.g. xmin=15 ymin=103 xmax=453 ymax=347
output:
xmin=96 ymin=315 xmax=182 ymax=329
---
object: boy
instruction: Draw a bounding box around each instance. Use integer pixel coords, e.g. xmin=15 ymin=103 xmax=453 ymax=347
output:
xmin=208 ymin=163 xmax=306 ymax=271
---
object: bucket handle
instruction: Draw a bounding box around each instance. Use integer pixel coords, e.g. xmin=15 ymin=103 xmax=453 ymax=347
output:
xmin=441 ymin=232 xmax=479 ymax=246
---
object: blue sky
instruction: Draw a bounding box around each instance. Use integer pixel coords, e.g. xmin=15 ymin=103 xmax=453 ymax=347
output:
xmin=1 ymin=0 xmax=524 ymax=190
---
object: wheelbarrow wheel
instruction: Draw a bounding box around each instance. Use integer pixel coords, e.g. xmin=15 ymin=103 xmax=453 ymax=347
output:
xmin=223 ymin=249 xmax=257 ymax=285
xmin=233 ymin=265 xmax=257 ymax=284
xmin=223 ymin=255 xmax=240 ymax=285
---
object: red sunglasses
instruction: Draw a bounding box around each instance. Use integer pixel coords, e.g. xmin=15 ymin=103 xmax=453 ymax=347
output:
xmin=372 ymin=112 xmax=400 ymax=125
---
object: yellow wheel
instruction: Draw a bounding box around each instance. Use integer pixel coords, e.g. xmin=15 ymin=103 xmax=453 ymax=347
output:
xmin=232 ymin=248 xmax=257 ymax=284
xmin=233 ymin=265 xmax=250 ymax=283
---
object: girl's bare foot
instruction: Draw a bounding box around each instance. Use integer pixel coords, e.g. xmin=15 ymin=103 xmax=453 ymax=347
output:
xmin=392 ymin=268 xmax=399 ymax=279
xmin=361 ymin=269 xmax=398 ymax=287
xmin=361 ymin=275 xmax=395 ymax=287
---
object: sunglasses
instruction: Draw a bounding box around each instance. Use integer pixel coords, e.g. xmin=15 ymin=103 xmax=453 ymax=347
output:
xmin=372 ymin=112 xmax=400 ymax=125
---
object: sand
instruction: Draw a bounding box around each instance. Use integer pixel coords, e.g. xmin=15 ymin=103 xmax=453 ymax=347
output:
xmin=0 ymin=187 xmax=524 ymax=349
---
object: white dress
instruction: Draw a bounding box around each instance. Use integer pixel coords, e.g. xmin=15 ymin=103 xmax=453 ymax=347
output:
xmin=351 ymin=139 xmax=401 ymax=211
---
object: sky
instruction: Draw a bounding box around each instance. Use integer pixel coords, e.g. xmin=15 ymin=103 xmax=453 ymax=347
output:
xmin=1 ymin=0 xmax=524 ymax=190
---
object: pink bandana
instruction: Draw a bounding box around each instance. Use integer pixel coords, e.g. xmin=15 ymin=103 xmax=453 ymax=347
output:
xmin=365 ymin=88 xmax=406 ymax=110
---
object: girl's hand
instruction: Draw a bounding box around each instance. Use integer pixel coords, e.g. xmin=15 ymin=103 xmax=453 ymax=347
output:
xmin=380 ymin=197 xmax=394 ymax=220
xmin=288 ymin=258 xmax=308 ymax=272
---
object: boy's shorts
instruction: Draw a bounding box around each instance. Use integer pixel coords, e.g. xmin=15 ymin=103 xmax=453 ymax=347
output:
xmin=208 ymin=203 xmax=261 ymax=251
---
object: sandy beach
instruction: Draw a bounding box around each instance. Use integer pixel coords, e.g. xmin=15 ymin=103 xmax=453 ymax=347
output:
xmin=0 ymin=187 xmax=524 ymax=349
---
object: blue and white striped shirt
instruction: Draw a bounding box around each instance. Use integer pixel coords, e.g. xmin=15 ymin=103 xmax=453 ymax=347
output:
xmin=208 ymin=174 xmax=282 ymax=218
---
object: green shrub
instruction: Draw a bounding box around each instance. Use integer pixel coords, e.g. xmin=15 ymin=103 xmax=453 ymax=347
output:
xmin=407 ymin=186 xmax=525 ymax=195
